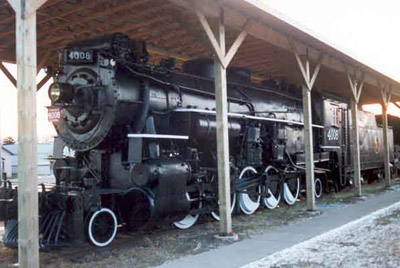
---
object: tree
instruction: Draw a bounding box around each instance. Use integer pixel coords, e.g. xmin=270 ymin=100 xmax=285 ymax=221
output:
xmin=2 ymin=137 xmax=16 ymax=145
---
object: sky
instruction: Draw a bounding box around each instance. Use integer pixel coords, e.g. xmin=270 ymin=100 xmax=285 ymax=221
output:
xmin=0 ymin=0 xmax=400 ymax=141
xmin=0 ymin=64 xmax=55 ymax=142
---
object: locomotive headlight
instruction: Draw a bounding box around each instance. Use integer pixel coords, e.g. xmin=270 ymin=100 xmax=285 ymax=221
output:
xmin=49 ymin=83 xmax=61 ymax=102
xmin=48 ymin=82 xmax=74 ymax=103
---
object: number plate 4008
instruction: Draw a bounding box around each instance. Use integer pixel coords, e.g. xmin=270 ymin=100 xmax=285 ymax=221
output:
xmin=327 ymin=128 xmax=339 ymax=141
xmin=64 ymin=49 xmax=94 ymax=64
xmin=48 ymin=108 xmax=62 ymax=123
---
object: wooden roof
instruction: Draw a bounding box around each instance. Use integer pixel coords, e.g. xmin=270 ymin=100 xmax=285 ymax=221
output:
xmin=0 ymin=0 xmax=398 ymax=104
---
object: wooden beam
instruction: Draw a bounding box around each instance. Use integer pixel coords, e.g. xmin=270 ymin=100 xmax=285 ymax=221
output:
xmin=166 ymin=0 xmax=400 ymax=97
xmin=289 ymin=39 xmax=324 ymax=211
xmin=35 ymin=0 xmax=48 ymax=9
xmin=6 ymin=0 xmax=17 ymax=12
xmin=24 ymin=0 xmax=49 ymax=19
xmin=0 ymin=62 xmax=17 ymax=88
xmin=39 ymin=0 xmax=150 ymax=38
xmin=345 ymin=69 xmax=365 ymax=197
xmin=36 ymin=73 xmax=52 ymax=91
xmin=213 ymin=6 xmax=233 ymax=235
xmin=346 ymin=69 xmax=365 ymax=104
xmin=382 ymin=104 xmax=391 ymax=187
xmin=0 ymin=0 xmax=96 ymax=40
xmin=7 ymin=0 xmax=49 ymax=19
xmin=1 ymin=0 xmax=152 ymax=48
xmin=351 ymin=99 xmax=362 ymax=196
xmin=36 ymin=3 xmax=170 ymax=47
xmin=381 ymin=84 xmax=392 ymax=187
xmin=224 ymin=20 xmax=250 ymax=66
xmin=14 ymin=0 xmax=44 ymax=266
xmin=37 ymin=49 xmax=52 ymax=74
xmin=147 ymin=44 xmax=191 ymax=62
xmin=302 ymin=84 xmax=315 ymax=210
xmin=196 ymin=11 xmax=225 ymax=65
xmin=290 ymin=40 xmax=323 ymax=90
xmin=196 ymin=9 xmax=249 ymax=68
xmin=357 ymin=79 xmax=365 ymax=102
xmin=195 ymin=6 xmax=250 ymax=235
xmin=0 ymin=0 xmax=62 ymax=25
xmin=174 ymin=12 xmax=211 ymax=47
xmin=381 ymin=84 xmax=392 ymax=106
xmin=289 ymin=39 xmax=309 ymax=87
xmin=0 ymin=106 xmax=2 ymax=181
xmin=309 ymin=52 xmax=324 ymax=89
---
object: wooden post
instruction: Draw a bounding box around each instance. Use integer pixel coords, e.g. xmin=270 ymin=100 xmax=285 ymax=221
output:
xmin=196 ymin=5 xmax=248 ymax=235
xmin=382 ymin=104 xmax=391 ymax=186
xmin=289 ymin=39 xmax=323 ymax=211
xmin=17 ymin=10 xmax=40 ymax=268
xmin=346 ymin=71 xmax=364 ymax=197
xmin=0 ymin=106 xmax=2 ymax=181
xmin=351 ymin=100 xmax=362 ymax=196
xmin=16 ymin=5 xmax=39 ymax=268
xmin=381 ymin=85 xmax=392 ymax=187
xmin=7 ymin=0 xmax=47 ymax=267
xmin=214 ymin=14 xmax=232 ymax=235
xmin=302 ymin=84 xmax=315 ymax=210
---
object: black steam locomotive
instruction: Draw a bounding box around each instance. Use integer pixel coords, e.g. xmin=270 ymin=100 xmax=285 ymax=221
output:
xmin=0 ymin=34 xmax=394 ymax=248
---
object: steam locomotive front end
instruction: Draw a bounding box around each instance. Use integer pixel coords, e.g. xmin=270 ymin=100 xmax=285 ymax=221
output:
xmin=49 ymin=34 xmax=148 ymax=152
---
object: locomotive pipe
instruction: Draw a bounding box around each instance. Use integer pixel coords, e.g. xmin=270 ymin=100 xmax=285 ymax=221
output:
xmin=133 ymin=80 xmax=150 ymax=133
xmin=124 ymin=64 xmax=253 ymax=107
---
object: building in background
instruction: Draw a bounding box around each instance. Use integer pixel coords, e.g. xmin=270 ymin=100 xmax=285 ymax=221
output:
xmin=1 ymin=146 xmax=13 ymax=179
xmin=4 ymin=142 xmax=54 ymax=177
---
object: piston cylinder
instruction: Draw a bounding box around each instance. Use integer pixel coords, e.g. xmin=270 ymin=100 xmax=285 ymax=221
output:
xmin=125 ymin=159 xmax=191 ymax=229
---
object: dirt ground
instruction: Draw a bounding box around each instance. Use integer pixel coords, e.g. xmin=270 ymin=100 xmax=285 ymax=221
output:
xmin=0 ymin=180 xmax=396 ymax=268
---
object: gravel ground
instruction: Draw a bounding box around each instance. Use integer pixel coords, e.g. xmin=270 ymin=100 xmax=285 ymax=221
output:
xmin=0 ymin=180 xmax=397 ymax=267
xmin=244 ymin=200 xmax=400 ymax=268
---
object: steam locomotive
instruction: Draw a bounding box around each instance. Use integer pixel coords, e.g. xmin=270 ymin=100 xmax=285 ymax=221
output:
xmin=0 ymin=33 xmax=394 ymax=248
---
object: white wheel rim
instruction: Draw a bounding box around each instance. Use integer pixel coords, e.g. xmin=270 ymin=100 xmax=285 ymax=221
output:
xmin=173 ymin=193 xmax=201 ymax=229
xmin=88 ymin=208 xmax=118 ymax=247
xmin=283 ymin=177 xmax=300 ymax=205
xmin=264 ymin=188 xmax=281 ymax=209
xmin=262 ymin=166 xmax=281 ymax=209
xmin=315 ymin=178 xmax=322 ymax=198
xmin=173 ymin=214 xmax=200 ymax=230
xmin=211 ymin=193 xmax=236 ymax=221
xmin=238 ymin=166 xmax=261 ymax=215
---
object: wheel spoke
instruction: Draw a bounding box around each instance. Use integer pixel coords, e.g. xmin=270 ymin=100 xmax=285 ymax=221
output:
xmin=262 ymin=166 xmax=281 ymax=209
xmin=283 ymin=177 xmax=300 ymax=205
xmin=239 ymin=166 xmax=261 ymax=215
xmin=173 ymin=192 xmax=202 ymax=229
